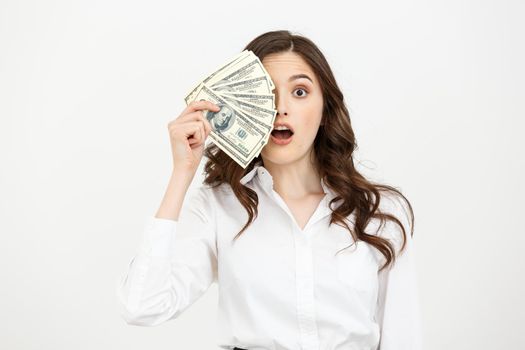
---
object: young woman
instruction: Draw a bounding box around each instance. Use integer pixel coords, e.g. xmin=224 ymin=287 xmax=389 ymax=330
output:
xmin=116 ymin=30 xmax=422 ymax=350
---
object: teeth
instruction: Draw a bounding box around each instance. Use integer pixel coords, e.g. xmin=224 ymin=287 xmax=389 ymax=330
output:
xmin=274 ymin=125 xmax=290 ymax=131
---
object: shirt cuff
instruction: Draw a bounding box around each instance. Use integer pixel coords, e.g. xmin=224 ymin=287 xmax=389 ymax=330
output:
xmin=139 ymin=216 xmax=178 ymax=258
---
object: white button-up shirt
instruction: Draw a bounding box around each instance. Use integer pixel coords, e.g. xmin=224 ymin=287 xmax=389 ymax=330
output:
xmin=116 ymin=164 xmax=423 ymax=350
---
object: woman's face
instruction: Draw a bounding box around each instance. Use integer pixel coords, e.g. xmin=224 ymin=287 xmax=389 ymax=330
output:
xmin=260 ymin=51 xmax=324 ymax=166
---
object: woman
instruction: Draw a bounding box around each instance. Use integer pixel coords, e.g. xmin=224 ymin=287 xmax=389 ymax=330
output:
xmin=116 ymin=30 xmax=422 ymax=350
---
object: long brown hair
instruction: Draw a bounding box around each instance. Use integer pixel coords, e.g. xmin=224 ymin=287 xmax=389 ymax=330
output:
xmin=203 ymin=30 xmax=414 ymax=271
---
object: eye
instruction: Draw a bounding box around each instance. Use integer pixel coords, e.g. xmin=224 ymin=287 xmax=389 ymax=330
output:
xmin=292 ymin=88 xmax=308 ymax=97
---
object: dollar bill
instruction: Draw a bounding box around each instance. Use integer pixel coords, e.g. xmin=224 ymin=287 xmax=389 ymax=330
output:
xmin=208 ymin=54 xmax=275 ymax=90
xmin=212 ymin=76 xmax=274 ymax=95
xmin=220 ymin=94 xmax=276 ymax=130
xmin=184 ymin=50 xmax=251 ymax=105
xmin=193 ymin=84 xmax=268 ymax=168
xmin=184 ymin=50 xmax=277 ymax=168
xmin=220 ymin=92 xmax=275 ymax=110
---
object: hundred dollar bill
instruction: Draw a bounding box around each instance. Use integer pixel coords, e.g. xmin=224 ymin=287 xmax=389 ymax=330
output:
xmin=207 ymin=54 xmax=275 ymax=90
xmin=193 ymin=84 xmax=268 ymax=168
xmin=249 ymin=127 xmax=273 ymax=160
xmin=220 ymin=92 xmax=275 ymax=110
xmin=183 ymin=50 xmax=277 ymax=167
xmin=220 ymin=94 xmax=276 ymax=131
xmin=212 ymin=76 xmax=274 ymax=95
xmin=184 ymin=50 xmax=251 ymax=105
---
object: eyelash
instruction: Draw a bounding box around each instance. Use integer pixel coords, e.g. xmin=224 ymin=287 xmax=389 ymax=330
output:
xmin=292 ymin=87 xmax=308 ymax=97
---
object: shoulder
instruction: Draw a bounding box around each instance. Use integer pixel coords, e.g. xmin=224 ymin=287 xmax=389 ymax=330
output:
xmin=183 ymin=182 xmax=234 ymax=210
xmin=375 ymin=190 xmax=415 ymax=253
xmin=176 ymin=183 xmax=228 ymax=227
xmin=378 ymin=190 xmax=412 ymax=222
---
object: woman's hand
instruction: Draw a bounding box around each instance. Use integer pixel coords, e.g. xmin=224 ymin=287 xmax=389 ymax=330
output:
xmin=167 ymin=100 xmax=219 ymax=177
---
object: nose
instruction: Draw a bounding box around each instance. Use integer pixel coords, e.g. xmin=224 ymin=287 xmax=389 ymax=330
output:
xmin=275 ymin=92 xmax=288 ymax=116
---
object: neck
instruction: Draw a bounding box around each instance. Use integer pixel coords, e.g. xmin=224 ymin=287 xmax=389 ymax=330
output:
xmin=262 ymin=151 xmax=324 ymax=199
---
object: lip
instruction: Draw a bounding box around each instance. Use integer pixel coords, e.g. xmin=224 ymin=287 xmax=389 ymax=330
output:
xmin=270 ymin=133 xmax=293 ymax=145
xmin=270 ymin=122 xmax=294 ymax=146
xmin=272 ymin=122 xmax=294 ymax=133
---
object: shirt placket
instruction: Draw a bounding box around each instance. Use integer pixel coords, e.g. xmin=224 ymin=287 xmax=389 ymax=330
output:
xmin=294 ymin=227 xmax=320 ymax=350
xmin=256 ymin=167 xmax=330 ymax=349
xmin=259 ymin=180 xmax=320 ymax=349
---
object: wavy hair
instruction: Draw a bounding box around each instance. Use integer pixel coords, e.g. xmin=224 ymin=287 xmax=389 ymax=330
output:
xmin=202 ymin=30 xmax=414 ymax=271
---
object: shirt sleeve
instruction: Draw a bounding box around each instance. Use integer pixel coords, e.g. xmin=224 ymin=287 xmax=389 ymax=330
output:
xmin=375 ymin=194 xmax=423 ymax=350
xmin=115 ymin=186 xmax=218 ymax=326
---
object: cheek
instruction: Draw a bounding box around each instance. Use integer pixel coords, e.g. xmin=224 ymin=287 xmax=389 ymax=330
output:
xmin=297 ymin=103 xmax=323 ymax=137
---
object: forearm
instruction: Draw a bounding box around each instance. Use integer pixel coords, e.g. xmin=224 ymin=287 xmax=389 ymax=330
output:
xmin=155 ymin=170 xmax=194 ymax=221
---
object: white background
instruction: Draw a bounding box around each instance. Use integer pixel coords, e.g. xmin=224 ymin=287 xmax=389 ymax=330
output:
xmin=1 ymin=0 xmax=523 ymax=349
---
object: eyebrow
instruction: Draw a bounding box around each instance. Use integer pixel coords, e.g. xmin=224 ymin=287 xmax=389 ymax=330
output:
xmin=288 ymin=74 xmax=314 ymax=83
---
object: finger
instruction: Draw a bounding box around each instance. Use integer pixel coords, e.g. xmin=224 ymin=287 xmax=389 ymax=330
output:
xmin=174 ymin=110 xmax=207 ymax=124
xmin=168 ymin=112 xmax=201 ymax=133
xmin=188 ymin=125 xmax=205 ymax=148
xmin=171 ymin=121 xmax=200 ymax=142
xmin=194 ymin=113 xmax=212 ymax=137
xmin=198 ymin=116 xmax=211 ymax=137
xmin=186 ymin=122 xmax=205 ymax=144
xmin=181 ymin=99 xmax=220 ymax=117
xmin=172 ymin=111 xmax=212 ymax=137
xmin=184 ymin=121 xmax=203 ymax=139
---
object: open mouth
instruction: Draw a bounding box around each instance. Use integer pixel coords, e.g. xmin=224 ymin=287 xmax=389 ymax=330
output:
xmin=270 ymin=125 xmax=294 ymax=145
xmin=270 ymin=129 xmax=294 ymax=140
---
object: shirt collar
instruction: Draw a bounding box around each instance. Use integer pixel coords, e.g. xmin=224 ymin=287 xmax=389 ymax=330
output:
xmin=239 ymin=163 xmax=337 ymax=202
xmin=239 ymin=164 xmax=260 ymax=186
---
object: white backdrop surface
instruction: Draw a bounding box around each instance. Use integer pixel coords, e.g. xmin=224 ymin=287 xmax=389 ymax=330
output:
xmin=1 ymin=0 xmax=523 ymax=349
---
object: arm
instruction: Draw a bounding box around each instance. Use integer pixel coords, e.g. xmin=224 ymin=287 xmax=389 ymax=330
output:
xmin=375 ymin=194 xmax=423 ymax=349
xmin=154 ymin=169 xmax=194 ymax=221
xmin=115 ymin=184 xmax=217 ymax=326
xmin=114 ymin=99 xmax=218 ymax=326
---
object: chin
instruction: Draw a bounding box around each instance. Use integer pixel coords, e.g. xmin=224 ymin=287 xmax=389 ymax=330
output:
xmin=265 ymin=137 xmax=319 ymax=164
xmin=261 ymin=149 xmax=305 ymax=166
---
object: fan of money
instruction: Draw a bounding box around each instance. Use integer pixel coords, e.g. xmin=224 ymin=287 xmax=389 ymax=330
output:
xmin=184 ymin=50 xmax=277 ymax=169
